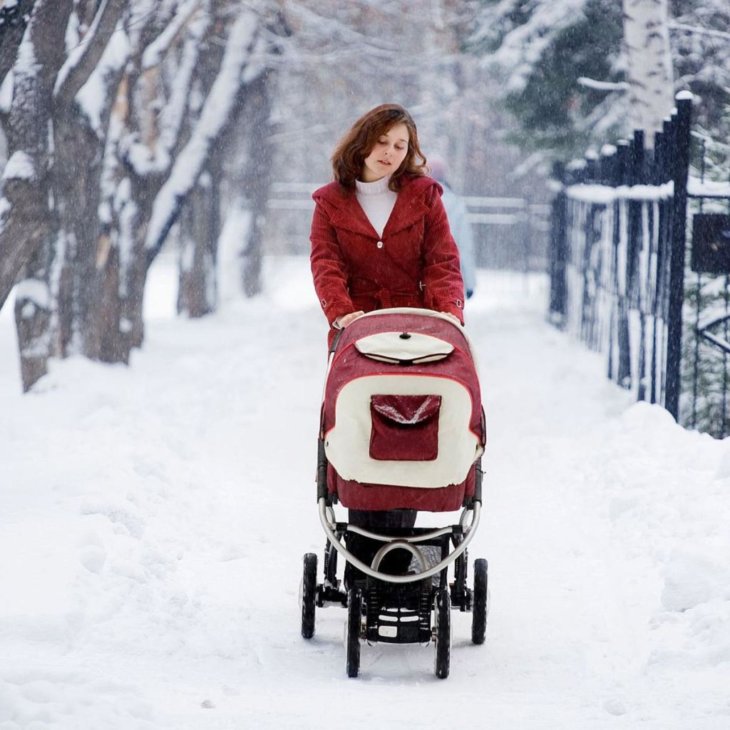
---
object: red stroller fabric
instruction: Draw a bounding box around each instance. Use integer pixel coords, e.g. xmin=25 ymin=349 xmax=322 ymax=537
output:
xmin=322 ymin=309 xmax=485 ymax=512
xmin=370 ymin=394 xmax=441 ymax=461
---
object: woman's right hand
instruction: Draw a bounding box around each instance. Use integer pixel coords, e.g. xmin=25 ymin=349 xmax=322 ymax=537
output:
xmin=335 ymin=311 xmax=365 ymax=329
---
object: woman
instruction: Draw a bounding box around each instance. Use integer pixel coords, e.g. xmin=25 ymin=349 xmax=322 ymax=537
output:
xmin=310 ymin=103 xmax=465 ymax=344
xmin=309 ymin=103 xmax=465 ymax=582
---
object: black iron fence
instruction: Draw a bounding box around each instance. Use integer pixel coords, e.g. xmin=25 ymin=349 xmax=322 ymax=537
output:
xmin=683 ymin=139 xmax=730 ymax=436
xmin=265 ymin=182 xmax=551 ymax=272
xmin=550 ymin=93 xmax=730 ymax=436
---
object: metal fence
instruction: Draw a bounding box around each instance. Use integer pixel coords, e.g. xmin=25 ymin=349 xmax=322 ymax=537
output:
xmin=683 ymin=140 xmax=730 ymax=436
xmin=549 ymin=93 xmax=730 ymax=436
xmin=265 ymin=182 xmax=550 ymax=272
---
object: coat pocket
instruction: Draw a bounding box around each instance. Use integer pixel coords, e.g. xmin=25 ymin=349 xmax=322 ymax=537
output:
xmin=369 ymin=394 xmax=441 ymax=461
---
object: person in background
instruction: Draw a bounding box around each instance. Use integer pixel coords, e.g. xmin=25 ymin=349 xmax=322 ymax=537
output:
xmin=308 ymin=103 xmax=465 ymax=582
xmin=428 ymin=155 xmax=477 ymax=299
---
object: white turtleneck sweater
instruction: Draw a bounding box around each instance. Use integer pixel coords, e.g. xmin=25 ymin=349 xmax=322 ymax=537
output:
xmin=355 ymin=176 xmax=397 ymax=237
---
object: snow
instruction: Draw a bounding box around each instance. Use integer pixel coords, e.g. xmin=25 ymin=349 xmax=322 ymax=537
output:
xmin=688 ymin=176 xmax=730 ymax=198
xmin=1 ymin=256 xmax=729 ymax=729
xmin=141 ymin=0 xmax=199 ymax=70
xmin=2 ymin=151 xmax=34 ymax=182
xmin=75 ymin=24 xmax=130 ymax=135
xmin=13 ymin=278 xmax=50 ymax=311
xmin=0 ymin=71 xmax=13 ymax=114
xmin=567 ymin=182 xmax=673 ymax=205
xmin=577 ymin=77 xmax=630 ymax=92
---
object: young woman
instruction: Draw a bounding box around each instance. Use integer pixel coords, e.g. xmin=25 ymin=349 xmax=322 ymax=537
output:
xmin=309 ymin=103 xmax=465 ymax=346
xmin=309 ymin=103 xmax=465 ymax=581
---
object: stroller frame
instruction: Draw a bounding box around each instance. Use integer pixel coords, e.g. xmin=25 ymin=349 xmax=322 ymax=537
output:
xmin=300 ymin=309 xmax=488 ymax=679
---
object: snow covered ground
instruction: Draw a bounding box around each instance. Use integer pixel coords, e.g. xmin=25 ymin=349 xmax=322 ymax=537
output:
xmin=1 ymin=255 xmax=729 ymax=729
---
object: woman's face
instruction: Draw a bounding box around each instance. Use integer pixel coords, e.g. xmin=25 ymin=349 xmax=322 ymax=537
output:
xmin=361 ymin=123 xmax=409 ymax=182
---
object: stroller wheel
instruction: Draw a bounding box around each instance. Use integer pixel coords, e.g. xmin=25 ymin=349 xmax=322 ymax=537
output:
xmin=346 ymin=587 xmax=362 ymax=678
xmin=301 ymin=553 xmax=317 ymax=639
xmin=471 ymin=558 xmax=488 ymax=645
xmin=434 ymin=588 xmax=451 ymax=679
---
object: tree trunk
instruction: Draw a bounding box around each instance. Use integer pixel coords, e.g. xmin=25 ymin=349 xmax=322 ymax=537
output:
xmin=0 ymin=0 xmax=72 ymax=311
xmin=0 ymin=1 xmax=73 ymax=391
xmin=177 ymin=170 xmax=220 ymax=317
xmin=622 ymin=0 xmax=674 ymax=143
xmin=14 ymin=240 xmax=53 ymax=391
xmin=51 ymin=0 xmax=128 ymax=360
xmin=241 ymin=69 xmax=276 ymax=298
xmin=52 ymin=116 xmax=106 ymax=356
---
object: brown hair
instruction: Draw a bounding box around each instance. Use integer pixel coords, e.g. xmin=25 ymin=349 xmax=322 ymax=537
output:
xmin=331 ymin=103 xmax=427 ymax=191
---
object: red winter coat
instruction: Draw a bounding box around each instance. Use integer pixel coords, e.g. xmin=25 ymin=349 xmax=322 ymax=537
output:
xmin=310 ymin=175 xmax=465 ymax=338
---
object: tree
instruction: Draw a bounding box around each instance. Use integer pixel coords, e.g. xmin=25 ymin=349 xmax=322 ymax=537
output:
xmin=622 ymin=0 xmax=674 ymax=143
xmin=1 ymin=0 xmax=74 ymax=389
xmin=469 ymin=0 xmax=627 ymax=160
xmin=670 ymin=0 xmax=730 ymax=178
xmin=469 ymin=0 xmax=729 ymax=167
xmin=0 ymin=0 xmax=287 ymax=390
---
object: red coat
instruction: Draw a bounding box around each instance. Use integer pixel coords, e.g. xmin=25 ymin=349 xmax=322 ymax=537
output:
xmin=310 ymin=175 xmax=465 ymax=334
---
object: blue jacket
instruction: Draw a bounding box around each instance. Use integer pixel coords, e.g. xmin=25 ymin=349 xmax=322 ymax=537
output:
xmin=439 ymin=184 xmax=476 ymax=297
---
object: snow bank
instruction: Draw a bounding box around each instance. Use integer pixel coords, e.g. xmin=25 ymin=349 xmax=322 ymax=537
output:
xmin=0 ymin=259 xmax=728 ymax=729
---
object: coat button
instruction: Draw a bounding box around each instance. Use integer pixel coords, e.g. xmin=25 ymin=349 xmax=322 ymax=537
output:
xmin=376 ymin=240 xmax=384 ymax=249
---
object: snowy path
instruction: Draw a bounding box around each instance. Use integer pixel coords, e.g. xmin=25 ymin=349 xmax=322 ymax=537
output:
xmin=1 ymin=258 xmax=728 ymax=729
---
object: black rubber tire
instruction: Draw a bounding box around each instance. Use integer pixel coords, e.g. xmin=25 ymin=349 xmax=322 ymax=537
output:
xmin=301 ymin=553 xmax=317 ymax=639
xmin=472 ymin=558 xmax=488 ymax=645
xmin=434 ymin=588 xmax=451 ymax=679
xmin=346 ymin=588 xmax=362 ymax=678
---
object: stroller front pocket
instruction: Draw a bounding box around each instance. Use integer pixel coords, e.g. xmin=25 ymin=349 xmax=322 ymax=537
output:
xmin=370 ymin=394 xmax=441 ymax=461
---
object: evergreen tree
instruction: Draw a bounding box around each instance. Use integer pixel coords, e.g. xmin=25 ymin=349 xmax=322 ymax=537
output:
xmin=470 ymin=0 xmax=729 ymax=167
xmin=470 ymin=0 xmax=626 ymax=160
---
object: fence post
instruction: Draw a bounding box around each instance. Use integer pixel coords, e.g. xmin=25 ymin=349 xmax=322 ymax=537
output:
xmin=549 ymin=162 xmax=568 ymax=325
xmin=664 ymin=94 xmax=693 ymax=420
xmin=616 ymin=140 xmax=632 ymax=387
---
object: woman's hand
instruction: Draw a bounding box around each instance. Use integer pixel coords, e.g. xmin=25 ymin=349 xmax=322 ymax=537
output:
xmin=334 ymin=311 xmax=365 ymax=329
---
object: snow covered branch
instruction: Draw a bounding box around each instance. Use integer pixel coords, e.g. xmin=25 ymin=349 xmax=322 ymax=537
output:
xmin=669 ymin=21 xmax=730 ymax=42
xmin=577 ymin=76 xmax=629 ymax=92
xmin=54 ymin=0 xmax=127 ymax=104
xmin=151 ymin=8 xmax=210 ymax=172
xmin=0 ymin=0 xmax=33 ymax=88
xmin=141 ymin=0 xmax=201 ymax=70
xmin=144 ymin=8 xmax=260 ymax=254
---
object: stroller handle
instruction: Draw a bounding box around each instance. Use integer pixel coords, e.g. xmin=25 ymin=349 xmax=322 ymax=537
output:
xmin=318 ymin=498 xmax=482 ymax=584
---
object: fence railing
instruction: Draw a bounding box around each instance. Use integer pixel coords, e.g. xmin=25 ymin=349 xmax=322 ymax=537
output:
xmin=265 ymin=182 xmax=550 ymax=271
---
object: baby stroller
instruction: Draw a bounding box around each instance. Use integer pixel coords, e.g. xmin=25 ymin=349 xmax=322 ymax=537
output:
xmin=300 ymin=308 xmax=488 ymax=679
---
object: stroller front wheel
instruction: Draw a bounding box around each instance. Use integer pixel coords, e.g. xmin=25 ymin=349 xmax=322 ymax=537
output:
xmin=301 ymin=553 xmax=317 ymax=639
xmin=471 ymin=558 xmax=488 ymax=645
xmin=434 ymin=588 xmax=451 ymax=679
xmin=346 ymin=587 xmax=362 ymax=677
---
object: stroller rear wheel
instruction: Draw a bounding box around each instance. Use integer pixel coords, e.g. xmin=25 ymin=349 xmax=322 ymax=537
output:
xmin=471 ymin=558 xmax=488 ymax=645
xmin=301 ymin=553 xmax=317 ymax=639
xmin=346 ymin=587 xmax=362 ymax=677
xmin=434 ymin=588 xmax=451 ymax=679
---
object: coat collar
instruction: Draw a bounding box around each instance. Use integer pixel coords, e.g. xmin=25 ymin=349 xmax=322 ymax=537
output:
xmin=313 ymin=175 xmax=439 ymax=238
